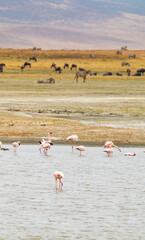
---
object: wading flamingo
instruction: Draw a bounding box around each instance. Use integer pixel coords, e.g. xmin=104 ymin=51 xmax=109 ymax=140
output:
xmin=75 ymin=145 xmax=85 ymax=156
xmin=64 ymin=134 xmax=78 ymax=152
xmin=54 ymin=171 xmax=64 ymax=190
xmin=103 ymin=148 xmax=113 ymax=157
xmin=124 ymin=152 xmax=136 ymax=156
xmin=39 ymin=132 xmax=53 ymax=145
xmin=104 ymin=141 xmax=121 ymax=152
xmin=0 ymin=141 xmax=9 ymax=151
xmin=12 ymin=141 xmax=20 ymax=151
xmin=39 ymin=132 xmax=53 ymax=153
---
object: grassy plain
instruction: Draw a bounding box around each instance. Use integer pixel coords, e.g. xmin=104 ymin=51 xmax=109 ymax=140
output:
xmin=0 ymin=49 xmax=145 ymax=145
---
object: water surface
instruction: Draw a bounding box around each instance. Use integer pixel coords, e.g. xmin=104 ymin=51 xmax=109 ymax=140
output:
xmin=0 ymin=144 xmax=145 ymax=240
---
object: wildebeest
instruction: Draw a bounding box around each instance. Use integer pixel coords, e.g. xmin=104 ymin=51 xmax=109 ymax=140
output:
xmin=121 ymin=46 xmax=128 ymax=50
xmin=116 ymin=50 xmax=122 ymax=55
xmin=29 ymin=56 xmax=37 ymax=61
xmin=51 ymin=63 xmax=56 ymax=68
xmin=38 ymin=78 xmax=55 ymax=84
xmin=127 ymin=69 xmax=131 ymax=76
xmin=24 ymin=62 xmax=31 ymax=68
xmin=129 ymin=54 xmax=136 ymax=59
xmin=133 ymin=72 xmax=141 ymax=76
xmin=137 ymin=68 xmax=145 ymax=75
xmin=121 ymin=62 xmax=130 ymax=67
xmin=103 ymin=72 xmax=112 ymax=76
xmin=63 ymin=63 xmax=69 ymax=69
xmin=116 ymin=72 xmax=122 ymax=76
xmin=0 ymin=63 xmax=6 ymax=67
xmin=70 ymin=64 xmax=77 ymax=70
xmin=90 ymin=71 xmax=97 ymax=76
xmin=74 ymin=71 xmax=88 ymax=82
xmin=21 ymin=65 xmax=25 ymax=72
xmin=79 ymin=67 xmax=86 ymax=72
xmin=0 ymin=66 xmax=3 ymax=73
xmin=54 ymin=66 xmax=62 ymax=74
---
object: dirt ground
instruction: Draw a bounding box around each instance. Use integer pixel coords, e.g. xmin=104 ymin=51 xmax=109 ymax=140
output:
xmin=0 ymin=95 xmax=145 ymax=146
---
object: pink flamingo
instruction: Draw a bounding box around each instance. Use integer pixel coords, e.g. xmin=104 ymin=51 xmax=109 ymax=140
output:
xmin=12 ymin=141 xmax=20 ymax=152
xmin=124 ymin=152 xmax=136 ymax=156
xmin=103 ymin=148 xmax=113 ymax=157
xmin=104 ymin=141 xmax=121 ymax=152
xmin=39 ymin=132 xmax=53 ymax=153
xmin=54 ymin=171 xmax=64 ymax=190
xmin=64 ymin=134 xmax=78 ymax=152
xmin=75 ymin=145 xmax=85 ymax=156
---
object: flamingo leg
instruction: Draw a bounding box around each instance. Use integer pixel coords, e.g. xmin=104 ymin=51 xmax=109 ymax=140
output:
xmin=72 ymin=140 xmax=73 ymax=152
xmin=80 ymin=151 xmax=81 ymax=156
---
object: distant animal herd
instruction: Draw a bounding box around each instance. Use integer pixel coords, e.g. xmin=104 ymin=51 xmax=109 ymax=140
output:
xmin=0 ymin=47 xmax=145 ymax=83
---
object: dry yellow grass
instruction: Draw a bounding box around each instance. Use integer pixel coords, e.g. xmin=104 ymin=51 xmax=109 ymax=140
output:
xmin=0 ymin=49 xmax=145 ymax=145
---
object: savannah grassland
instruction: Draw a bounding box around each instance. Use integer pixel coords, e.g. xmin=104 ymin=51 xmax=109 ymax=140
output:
xmin=0 ymin=49 xmax=145 ymax=146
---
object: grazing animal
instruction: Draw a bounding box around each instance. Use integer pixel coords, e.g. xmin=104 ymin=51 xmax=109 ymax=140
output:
xmin=63 ymin=63 xmax=69 ymax=69
xmin=0 ymin=66 xmax=3 ymax=73
xmin=38 ymin=78 xmax=55 ymax=84
xmin=54 ymin=66 xmax=62 ymax=74
xmin=24 ymin=62 xmax=31 ymax=68
xmin=103 ymin=72 xmax=112 ymax=76
xmin=79 ymin=67 xmax=86 ymax=72
xmin=21 ymin=65 xmax=25 ymax=72
xmin=64 ymin=134 xmax=78 ymax=152
xmin=29 ymin=56 xmax=37 ymax=61
xmin=54 ymin=171 xmax=64 ymax=190
xmin=124 ymin=152 xmax=136 ymax=156
xmin=75 ymin=145 xmax=85 ymax=156
xmin=104 ymin=141 xmax=121 ymax=152
xmin=116 ymin=50 xmax=122 ymax=55
xmin=133 ymin=72 xmax=141 ymax=76
xmin=103 ymin=148 xmax=113 ymax=157
xmin=121 ymin=62 xmax=130 ymax=67
xmin=90 ymin=72 xmax=97 ymax=76
xmin=121 ymin=46 xmax=128 ymax=50
xmin=74 ymin=71 xmax=88 ymax=82
xmin=116 ymin=72 xmax=122 ymax=76
xmin=0 ymin=63 xmax=5 ymax=73
xmin=127 ymin=69 xmax=131 ymax=76
xmin=129 ymin=54 xmax=136 ymax=59
xmin=137 ymin=68 xmax=145 ymax=75
xmin=70 ymin=64 xmax=77 ymax=70
xmin=51 ymin=63 xmax=56 ymax=68
xmin=0 ymin=63 xmax=6 ymax=67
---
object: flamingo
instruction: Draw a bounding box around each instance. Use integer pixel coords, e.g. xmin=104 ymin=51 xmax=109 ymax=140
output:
xmin=64 ymin=134 xmax=78 ymax=152
xmin=39 ymin=132 xmax=53 ymax=153
xmin=54 ymin=171 xmax=64 ymax=190
xmin=0 ymin=141 xmax=9 ymax=151
xmin=75 ymin=145 xmax=85 ymax=156
xmin=124 ymin=152 xmax=136 ymax=156
xmin=103 ymin=148 xmax=113 ymax=157
xmin=12 ymin=141 xmax=20 ymax=151
xmin=104 ymin=141 xmax=121 ymax=152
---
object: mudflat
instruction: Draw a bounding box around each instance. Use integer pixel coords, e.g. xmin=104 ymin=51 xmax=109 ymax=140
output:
xmin=0 ymin=49 xmax=145 ymax=145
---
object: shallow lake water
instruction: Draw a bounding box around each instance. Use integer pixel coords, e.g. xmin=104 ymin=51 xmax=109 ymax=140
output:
xmin=0 ymin=144 xmax=145 ymax=240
